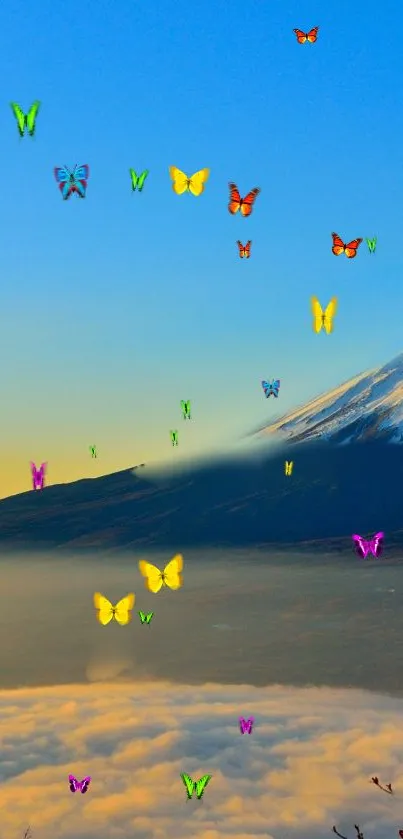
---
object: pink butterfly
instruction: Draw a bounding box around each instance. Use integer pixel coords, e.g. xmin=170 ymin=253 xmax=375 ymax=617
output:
xmin=352 ymin=532 xmax=384 ymax=558
xmin=30 ymin=462 xmax=46 ymax=490
xmin=69 ymin=775 xmax=91 ymax=794
xmin=239 ymin=716 xmax=254 ymax=734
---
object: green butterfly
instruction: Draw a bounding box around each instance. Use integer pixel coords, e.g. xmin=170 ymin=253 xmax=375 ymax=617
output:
xmin=365 ymin=237 xmax=377 ymax=253
xmin=89 ymin=445 xmax=97 ymax=458
xmin=10 ymin=101 xmax=40 ymax=137
xmin=180 ymin=773 xmax=212 ymax=800
xmin=129 ymin=169 xmax=149 ymax=192
xmin=180 ymin=400 xmax=191 ymax=420
xmin=170 ymin=430 xmax=178 ymax=447
xmin=138 ymin=611 xmax=154 ymax=625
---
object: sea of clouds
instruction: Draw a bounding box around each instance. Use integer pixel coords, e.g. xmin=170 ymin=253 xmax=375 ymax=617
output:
xmin=0 ymin=681 xmax=403 ymax=839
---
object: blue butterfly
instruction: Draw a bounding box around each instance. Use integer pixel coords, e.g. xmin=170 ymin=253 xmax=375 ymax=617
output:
xmin=261 ymin=379 xmax=280 ymax=398
xmin=54 ymin=164 xmax=90 ymax=200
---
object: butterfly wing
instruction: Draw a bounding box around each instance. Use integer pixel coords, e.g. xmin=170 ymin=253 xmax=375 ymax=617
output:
xmin=80 ymin=777 xmax=91 ymax=794
xmin=129 ymin=169 xmax=138 ymax=190
xmin=261 ymin=380 xmax=271 ymax=397
xmin=324 ymin=297 xmax=337 ymax=334
xmin=10 ymin=103 xmax=26 ymax=136
xmin=244 ymin=240 xmax=251 ymax=257
xmin=54 ymin=166 xmax=73 ymax=200
xmin=237 ymin=240 xmax=246 ymax=257
xmin=137 ymin=170 xmax=149 ymax=191
xmin=289 ymin=461 xmax=294 ymax=474
xmin=180 ymin=773 xmax=195 ymax=799
xmin=188 ymin=168 xmax=210 ymax=196
xmin=331 ymin=233 xmax=346 ymax=256
xmin=352 ymin=534 xmax=369 ymax=558
xmin=145 ymin=612 xmax=154 ymax=624
xmin=306 ymin=26 xmax=319 ymax=42
xmin=114 ymin=593 xmax=135 ymax=625
xmin=272 ymin=379 xmax=280 ymax=397
xmin=26 ymin=101 xmax=40 ymax=136
xmin=371 ymin=531 xmax=384 ymax=557
xmin=195 ymin=775 xmax=212 ymax=799
xmin=68 ymin=775 xmax=79 ymax=793
xmin=244 ymin=717 xmax=254 ymax=733
xmin=344 ymin=238 xmax=363 ymax=258
xmin=228 ymin=182 xmax=241 ymax=214
xmin=240 ymin=188 xmax=260 ymax=217
xmin=93 ymin=592 xmax=114 ymax=625
xmin=163 ymin=553 xmax=184 ymax=590
xmin=293 ymin=28 xmax=308 ymax=43
xmin=169 ymin=166 xmax=189 ymax=195
xmin=239 ymin=717 xmax=247 ymax=733
xmin=138 ymin=560 xmax=164 ymax=593
xmin=138 ymin=611 xmax=146 ymax=623
xmin=310 ymin=296 xmax=324 ymax=333
xmin=72 ymin=164 xmax=89 ymax=198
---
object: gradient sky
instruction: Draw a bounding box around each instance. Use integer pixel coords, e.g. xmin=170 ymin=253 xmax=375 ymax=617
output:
xmin=1 ymin=0 xmax=402 ymax=498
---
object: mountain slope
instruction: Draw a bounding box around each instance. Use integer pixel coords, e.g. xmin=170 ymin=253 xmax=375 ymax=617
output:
xmin=0 ymin=441 xmax=402 ymax=550
xmin=255 ymin=353 xmax=403 ymax=445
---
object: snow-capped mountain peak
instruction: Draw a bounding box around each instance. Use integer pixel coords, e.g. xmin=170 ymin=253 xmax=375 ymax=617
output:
xmin=255 ymin=353 xmax=403 ymax=445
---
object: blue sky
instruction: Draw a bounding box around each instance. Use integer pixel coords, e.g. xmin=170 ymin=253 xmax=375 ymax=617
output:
xmin=1 ymin=0 xmax=402 ymax=497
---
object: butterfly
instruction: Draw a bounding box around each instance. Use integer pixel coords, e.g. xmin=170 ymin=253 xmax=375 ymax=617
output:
xmin=352 ymin=532 xmax=384 ymax=559
xmin=129 ymin=168 xmax=149 ymax=192
xmin=285 ymin=460 xmax=293 ymax=476
xmin=293 ymin=26 xmax=319 ymax=43
xmin=169 ymin=166 xmax=210 ymax=196
xmin=68 ymin=775 xmax=91 ymax=794
xmin=54 ymin=164 xmax=90 ymax=200
xmin=10 ymin=101 xmax=40 ymax=137
xmin=181 ymin=400 xmax=191 ymax=419
xmin=311 ymin=296 xmax=338 ymax=334
xmin=138 ymin=611 xmax=154 ymax=625
xmin=239 ymin=717 xmax=254 ymax=734
xmin=93 ymin=592 xmax=135 ymax=625
xmin=170 ymin=430 xmax=178 ymax=446
xmin=261 ymin=379 xmax=280 ymax=398
xmin=89 ymin=445 xmax=97 ymax=458
xmin=138 ymin=554 xmax=183 ymax=594
xmin=331 ymin=232 xmax=363 ymax=258
xmin=228 ymin=183 xmax=260 ymax=216
xmin=30 ymin=462 xmax=46 ymax=490
xmin=366 ymin=237 xmax=377 ymax=253
xmin=180 ymin=773 xmax=212 ymax=801
xmin=237 ymin=240 xmax=252 ymax=258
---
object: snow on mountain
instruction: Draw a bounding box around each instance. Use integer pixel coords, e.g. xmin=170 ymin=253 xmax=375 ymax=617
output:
xmin=255 ymin=353 xmax=403 ymax=445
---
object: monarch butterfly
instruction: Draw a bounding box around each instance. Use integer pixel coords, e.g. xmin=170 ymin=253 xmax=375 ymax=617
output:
xmin=293 ymin=26 xmax=319 ymax=43
xmin=311 ymin=296 xmax=338 ymax=333
xmin=228 ymin=183 xmax=260 ymax=216
xmin=331 ymin=233 xmax=362 ymax=258
xmin=138 ymin=554 xmax=183 ymax=594
xmin=169 ymin=166 xmax=210 ymax=196
xmin=237 ymin=240 xmax=251 ymax=258
xmin=93 ymin=593 xmax=135 ymax=625
xmin=285 ymin=460 xmax=293 ymax=475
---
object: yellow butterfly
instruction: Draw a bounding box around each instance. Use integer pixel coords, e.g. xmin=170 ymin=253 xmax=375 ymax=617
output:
xmin=93 ymin=592 xmax=135 ymax=626
xmin=285 ymin=460 xmax=293 ymax=475
xmin=311 ymin=296 xmax=338 ymax=334
xmin=169 ymin=166 xmax=210 ymax=196
xmin=138 ymin=554 xmax=183 ymax=594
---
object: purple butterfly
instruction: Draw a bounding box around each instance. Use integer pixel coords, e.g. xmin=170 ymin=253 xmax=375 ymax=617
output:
xmin=261 ymin=379 xmax=280 ymax=398
xmin=239 ymin=716 xmax=254 ymax=734
xmin=30 ymin=462 xmax=46 ymax=490
xmin=68 ymin=775 xmax=91 ymax=794
xmin=352 ymin=532 xmax=384 ymax=559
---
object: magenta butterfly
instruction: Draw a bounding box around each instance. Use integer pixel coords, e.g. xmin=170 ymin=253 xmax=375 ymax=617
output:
xmin=352 ymin=532 xmax=384 ymax=558
xmin=69 ymin=775 xmax=91 ymax=794
xmin=239 ymin=716 xmax=254 ymax=734
xmin=30 ymin=462 xmax=46 ymax=490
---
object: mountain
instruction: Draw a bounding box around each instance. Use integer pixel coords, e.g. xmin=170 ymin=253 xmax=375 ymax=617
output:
xmin=254 ymin=353 xmax=403 ymax=445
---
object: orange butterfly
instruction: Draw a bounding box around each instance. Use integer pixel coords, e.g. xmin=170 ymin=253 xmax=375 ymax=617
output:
xmin=237 ymin=240 xmax=251 ymax=258
xmin=331 ymin=232 xmax=363 ymax=259
xmin=293 ymin=26 xmax=319 ymax=43
xmin=228 ymin=183 xmax=260 ymax=217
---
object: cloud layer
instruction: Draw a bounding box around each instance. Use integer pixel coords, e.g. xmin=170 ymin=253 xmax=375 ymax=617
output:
xmin=0 ymin=682 xmax=403 ymax=839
